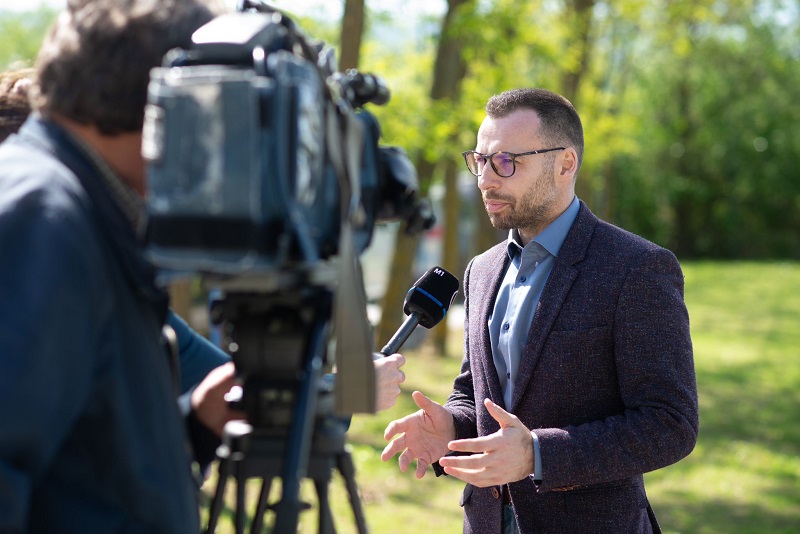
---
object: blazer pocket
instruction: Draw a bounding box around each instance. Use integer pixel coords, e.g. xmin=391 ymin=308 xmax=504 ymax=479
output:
xmin=558 ymin=480 xmax=647 ymax=515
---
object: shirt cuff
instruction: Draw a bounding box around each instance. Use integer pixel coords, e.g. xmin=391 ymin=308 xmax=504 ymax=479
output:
xmin=531 ymin=430 xmax=542 ymax=482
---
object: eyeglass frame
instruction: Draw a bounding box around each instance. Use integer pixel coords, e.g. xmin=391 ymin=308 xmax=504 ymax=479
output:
xmin=461 ymin=147 xmax=566 ymax=178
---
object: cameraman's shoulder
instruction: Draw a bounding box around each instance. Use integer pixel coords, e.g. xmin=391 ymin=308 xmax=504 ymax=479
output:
xmin=1 ymin=126 xmax=91 ymax=217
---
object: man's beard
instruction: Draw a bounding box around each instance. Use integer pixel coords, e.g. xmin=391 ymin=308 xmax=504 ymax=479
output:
xmin=483 ymin=166 xmax=559 ymax=232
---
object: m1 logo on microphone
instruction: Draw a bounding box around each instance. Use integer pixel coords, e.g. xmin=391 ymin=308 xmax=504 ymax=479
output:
xmin=433 ymin=267 xmax=445 ymax=276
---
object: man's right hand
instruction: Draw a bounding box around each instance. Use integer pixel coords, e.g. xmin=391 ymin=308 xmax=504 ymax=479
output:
xmin=381 ymin=390 xmax=455 ymax=479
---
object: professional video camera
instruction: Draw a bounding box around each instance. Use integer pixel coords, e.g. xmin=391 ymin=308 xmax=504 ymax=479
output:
xmin=143 ymin=6 xmax=433 ymax=273
xmin=141 ymin=2 xmax=455 ymax=533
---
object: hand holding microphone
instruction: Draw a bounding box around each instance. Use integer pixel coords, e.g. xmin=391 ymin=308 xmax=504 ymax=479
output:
xmin=372 ymin=266 xmax=459 ymax=412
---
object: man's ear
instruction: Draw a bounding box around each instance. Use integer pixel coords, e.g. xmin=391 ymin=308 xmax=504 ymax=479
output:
xmin=559 ymin=147 xmax=578 ymax=179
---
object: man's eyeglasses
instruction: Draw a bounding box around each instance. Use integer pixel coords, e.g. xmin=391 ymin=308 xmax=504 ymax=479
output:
xmin=462 ymin=148 xmax=565 ymax=178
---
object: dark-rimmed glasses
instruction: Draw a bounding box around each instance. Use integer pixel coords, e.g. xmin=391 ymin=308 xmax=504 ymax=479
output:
xmin=462 ymin=148 xmax=565 ymax=178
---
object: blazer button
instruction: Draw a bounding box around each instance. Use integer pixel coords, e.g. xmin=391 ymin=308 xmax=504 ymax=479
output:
xmin=491 ymin=487 xmax=501 ymax=500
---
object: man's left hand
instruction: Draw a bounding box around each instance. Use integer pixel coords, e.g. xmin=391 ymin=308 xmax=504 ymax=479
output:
xmin=437 ymin=398 xmax=534 ymax=487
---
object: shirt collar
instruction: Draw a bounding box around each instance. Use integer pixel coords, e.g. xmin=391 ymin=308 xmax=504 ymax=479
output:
xmin=507 ymin=196 xmax=580 ymax=260
xmin=62 ymin=127 xmax=145 ymax=231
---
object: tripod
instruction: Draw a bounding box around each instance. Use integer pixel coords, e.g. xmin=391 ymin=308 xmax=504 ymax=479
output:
xmin=203 ymin=415 xmax=368 ymax=533
xmin=202 ymin=280 xmax=369 ymax=534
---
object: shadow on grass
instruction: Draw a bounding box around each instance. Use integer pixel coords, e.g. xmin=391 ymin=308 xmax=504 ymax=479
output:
xmin=656 ymin=490 xmax=800 ymax=534
xmin=696 ymin=359 xmax=800 ymax=450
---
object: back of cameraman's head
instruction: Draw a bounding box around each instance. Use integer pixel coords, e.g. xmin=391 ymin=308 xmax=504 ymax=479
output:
xmin=30 ymin=0 xmax=226 ymax=135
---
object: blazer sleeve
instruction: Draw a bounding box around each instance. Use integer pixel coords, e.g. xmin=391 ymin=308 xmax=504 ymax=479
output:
xmin=534 ymin=247 xmax=699 ymax=491
xmin=445 ymin=257 xmax=478 ymax=440
xmin=0 ymin=182 xmax=105 ymax=529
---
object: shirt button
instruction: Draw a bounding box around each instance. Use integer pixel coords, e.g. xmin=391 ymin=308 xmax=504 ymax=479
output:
xmin=519 ymin=276 xmax=527 ymax=283
xmin=503 ymin=323 xmax=510 ymax=331
xmin=491 ymin=487 xmax=501 ymax=500
xmin=506 ymin=372 xmax=511 ymax=379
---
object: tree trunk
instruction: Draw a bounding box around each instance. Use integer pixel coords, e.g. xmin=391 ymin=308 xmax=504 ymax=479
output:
xmin=430 ymin=158 xmax=461 ymax=356
xmin=376 ymin=0 xmax=472 ymax=356
xmin=339 ymin=0 xmax=365 ymax=71
xmin=561 ymin=0 xmax=596 ymax=205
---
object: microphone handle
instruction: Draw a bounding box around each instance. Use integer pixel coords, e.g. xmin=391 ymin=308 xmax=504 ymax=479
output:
xmin=380 ymin=313 xmax=421 ymax=356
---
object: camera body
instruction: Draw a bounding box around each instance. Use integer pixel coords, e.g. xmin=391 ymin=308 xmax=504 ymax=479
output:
xmin=143 ymin=7 xmax=434 ymax=422
xmin=143 ymin=10 xmax=432 ymax=274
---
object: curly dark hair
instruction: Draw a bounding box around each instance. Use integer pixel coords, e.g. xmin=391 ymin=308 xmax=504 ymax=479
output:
xmin=29 ymin=0 xmax=225 ymax=135
xmin=0 ymin=68 xmax=34 ymax=142
xmin=485 ymin=88 xmax=584 ymax=175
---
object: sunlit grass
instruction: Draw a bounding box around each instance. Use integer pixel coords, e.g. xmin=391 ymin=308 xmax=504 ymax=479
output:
xmin=201 ymin=262 xmax=800 ymax=533
xmin=646 ymin=261 xmax=800 ymax=534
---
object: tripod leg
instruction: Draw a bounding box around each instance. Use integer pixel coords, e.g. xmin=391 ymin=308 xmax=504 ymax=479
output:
xmin=235 ymin=463 xmax=247 ymax=534
xmin=337 ymin=451 xmax=369 ymax=534
xmin=315 ymin=478 xmax=336 ymax=534
xmin=251 ymin=477 xmax=273 ymax=534
xmin=204 ymin=458 xmax=230 ymax=534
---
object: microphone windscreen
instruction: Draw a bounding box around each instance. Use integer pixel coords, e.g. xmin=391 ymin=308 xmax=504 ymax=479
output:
xmin=403 ymin=266 xmax=460 ymax=328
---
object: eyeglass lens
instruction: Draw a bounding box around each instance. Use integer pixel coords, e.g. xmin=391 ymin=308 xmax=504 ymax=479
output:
xmin=467 ymin=152 xmax=515 ymax=177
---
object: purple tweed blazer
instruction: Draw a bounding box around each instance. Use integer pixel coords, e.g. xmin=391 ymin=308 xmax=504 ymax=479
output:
xmin=443 ymin=201 xmax=698 ymax=534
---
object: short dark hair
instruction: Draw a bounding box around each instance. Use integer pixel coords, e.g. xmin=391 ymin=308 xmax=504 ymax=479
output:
xmin=30 ymin=0 xmax=224 ymax=135
xmin=485 ymin=88 xmax=584 ymax=174
xmin=0 ymin=68 xmax=34 ymax=143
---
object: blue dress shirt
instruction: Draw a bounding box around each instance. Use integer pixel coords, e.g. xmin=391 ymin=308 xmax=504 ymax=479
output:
xmin=488 ymin=196 xmax=580 ymax=480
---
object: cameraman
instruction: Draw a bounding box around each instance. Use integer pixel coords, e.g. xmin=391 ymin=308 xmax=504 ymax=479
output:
xmin=0 ymin=3 xmax=408 ymax=529
xmin=0 ymin=1 xmax=239 ymax=531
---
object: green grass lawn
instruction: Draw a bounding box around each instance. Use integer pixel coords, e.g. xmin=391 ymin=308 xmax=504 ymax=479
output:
xmin=201 ymin=261 xmax=800 ymax=533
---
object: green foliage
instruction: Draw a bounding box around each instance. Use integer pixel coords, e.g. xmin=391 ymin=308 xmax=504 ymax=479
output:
xmin=608 ymin=1 xmax=800 ymax=258
xmin=5 ymin=1 xmax=798 ymax=259
xmin=0 ymin=7 xmax=56 ymax=71
xmin=359 ymin=0 xmax=800 ymax=259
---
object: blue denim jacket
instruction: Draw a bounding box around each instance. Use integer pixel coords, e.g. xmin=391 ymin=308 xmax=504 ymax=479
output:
xmin=0 ymin=117 xmax=214 ymax=532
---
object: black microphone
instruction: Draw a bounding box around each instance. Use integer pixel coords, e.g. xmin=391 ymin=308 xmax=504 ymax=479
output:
xmin=380 ymin=266 xmax=460 ymax=356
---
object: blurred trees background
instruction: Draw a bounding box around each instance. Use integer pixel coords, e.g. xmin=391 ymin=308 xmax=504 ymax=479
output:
xmin=305 ymin=0 xmax=800 ymax=352
xmin=3 ymin=0 xmax=798 ymax=349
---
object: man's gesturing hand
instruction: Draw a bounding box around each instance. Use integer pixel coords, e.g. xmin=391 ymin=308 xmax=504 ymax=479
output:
xmin=381 ymin=391 xmax=455 ymax=479
xmin=437 ymin=398 xmax=534 ymax=487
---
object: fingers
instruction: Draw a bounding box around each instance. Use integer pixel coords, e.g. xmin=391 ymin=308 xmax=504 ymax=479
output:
xmin=399 ymin=448 xmax=415 ymax=473
xmin=380 ymin=432 xmax=407 ymax=462
xmin=386 ymin=352 xmax=406 ymax=369
xmin=383 ymin=416 xmax=408 ymax=441
xmin=483 ymin=397 xmax=519 ymax=428
xmin=414 ymin=457 xmax=428 ymax=479
xmin=447 ymin=435 xmax=497 ymax=454
xmin=439 ymin=452 xmax=488 ymax=470
xmin=373 ymin=354 xmax=407 ymax=412
xmin=411 ymin=390 xmax=435 ymax=411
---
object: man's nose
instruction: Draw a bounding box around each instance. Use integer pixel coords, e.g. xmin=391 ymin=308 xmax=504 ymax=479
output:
xmin=477 ymin=164 xmax=501 ymax=191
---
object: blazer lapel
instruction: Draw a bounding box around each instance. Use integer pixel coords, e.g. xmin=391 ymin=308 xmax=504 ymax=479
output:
xmin=509 ymin=202 xmax=598 ymax=412
xmin=474 ymin=245 xmax=510 ymax=409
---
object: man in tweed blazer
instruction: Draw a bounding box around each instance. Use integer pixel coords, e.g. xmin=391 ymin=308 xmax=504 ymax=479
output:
xmin=382 ymin=88 xmax=698 ymax=533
